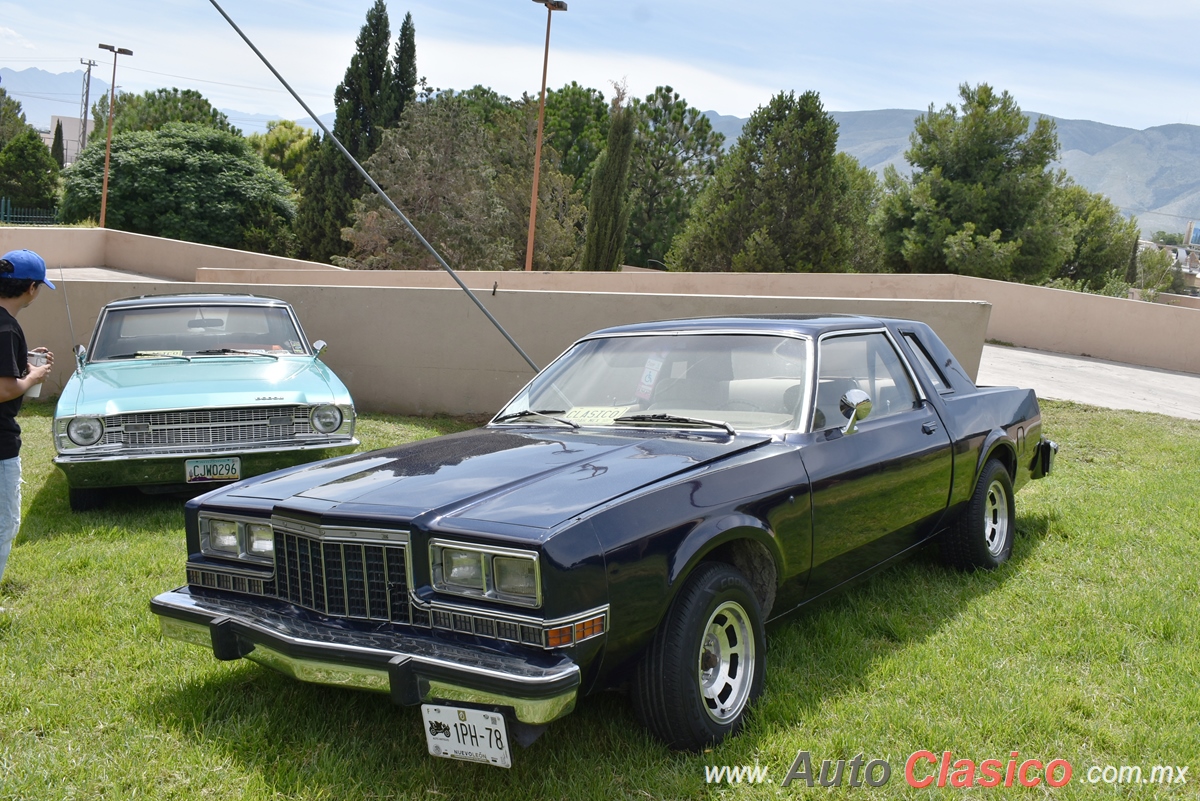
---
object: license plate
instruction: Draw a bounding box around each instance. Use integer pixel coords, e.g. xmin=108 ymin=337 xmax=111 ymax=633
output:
xmin=421 ymin=704 xmax=511 ymax=768
xmin=184 ymin=457 xmax=242 ymax=484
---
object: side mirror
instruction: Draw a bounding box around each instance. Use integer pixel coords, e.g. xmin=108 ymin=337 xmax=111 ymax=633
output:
xmin=74 ymin=344 xmax=87 ymax=369
xmin=839 ymin=388 xmax=872 ymax=435
xmin=311 ymin=340 xmax=328 ymax=357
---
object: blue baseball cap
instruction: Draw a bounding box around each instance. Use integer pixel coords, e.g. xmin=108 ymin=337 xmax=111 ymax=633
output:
xmin=0 ymin=250 xmax=55 ymax=289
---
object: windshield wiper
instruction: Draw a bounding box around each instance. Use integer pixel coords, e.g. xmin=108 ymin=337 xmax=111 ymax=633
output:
xmin=612 ymin=413 xmax=736 ymax=436
xmin=104 ymin=352 xmax=192 ymax=362
xmin=195 ymin=348 xmax=281 ymax=360
xmin=492 ymin=409 xmax=579 ymax=429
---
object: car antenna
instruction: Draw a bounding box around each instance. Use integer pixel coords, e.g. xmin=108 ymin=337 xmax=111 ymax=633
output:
xmin=58 ymin=265 xmax=78 ymax=352
xmin=206 ymin=0 xmax=539 ymax=373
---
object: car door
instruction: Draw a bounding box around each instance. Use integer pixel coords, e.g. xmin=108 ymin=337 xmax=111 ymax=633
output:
xmin=800 ymin=329 xmax=954 ymax=599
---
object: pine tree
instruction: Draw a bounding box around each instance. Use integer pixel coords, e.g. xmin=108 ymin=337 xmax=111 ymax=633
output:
xmin=51 ymin=120 xmax=65 ymax=167
xmin=392 ymin=12 xmax=418 ymax=125
xmin=582 ymin=95 xmax=634 ymax=271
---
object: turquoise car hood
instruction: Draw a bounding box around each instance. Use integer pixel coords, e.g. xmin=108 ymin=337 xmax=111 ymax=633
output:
xmin=56 ymin=356 xmax=348 ymax=417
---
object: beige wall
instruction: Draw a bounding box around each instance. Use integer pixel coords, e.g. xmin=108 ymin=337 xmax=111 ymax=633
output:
xmin=21 ymin=279 xmax=989 ymax=416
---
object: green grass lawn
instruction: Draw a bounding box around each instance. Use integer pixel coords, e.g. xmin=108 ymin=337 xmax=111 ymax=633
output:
xmin=1 ymin=401 xmax=1196 ymax=800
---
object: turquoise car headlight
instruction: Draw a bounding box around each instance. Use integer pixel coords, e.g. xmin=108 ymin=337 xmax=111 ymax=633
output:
xmin=311 ymin=404 xmax=343 ymax=434
xmin=430 ymin=540 xmax=540 ymax=607
xmin=66 ymin=416 xmax=105 ymax=446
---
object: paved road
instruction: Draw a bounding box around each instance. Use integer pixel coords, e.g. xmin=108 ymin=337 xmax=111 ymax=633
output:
xmin=976 ymin=345 xmax=1200 ymax=420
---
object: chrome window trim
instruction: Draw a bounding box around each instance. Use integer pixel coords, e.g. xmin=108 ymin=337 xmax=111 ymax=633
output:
xmin=811 ymin=327 xmax=928 ymax=432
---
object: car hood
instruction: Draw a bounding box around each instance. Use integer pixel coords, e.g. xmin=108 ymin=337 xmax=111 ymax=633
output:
xmin=59 ymin=357 xmax=342 ymax=416
xmin=225 ymin=427 xmax=771 ymax=531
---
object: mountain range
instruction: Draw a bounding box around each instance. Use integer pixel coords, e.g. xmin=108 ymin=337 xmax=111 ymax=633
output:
xmin=3 ymin=68 xmax=1194 ymax=237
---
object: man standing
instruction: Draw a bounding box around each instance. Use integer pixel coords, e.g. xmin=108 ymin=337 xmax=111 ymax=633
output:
xmin=0 ymin=249 xmax=54 ymax=606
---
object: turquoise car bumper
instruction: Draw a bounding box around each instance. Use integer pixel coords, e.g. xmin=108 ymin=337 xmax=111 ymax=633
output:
xmin=54 ymin=439 xmax=359 ymax=490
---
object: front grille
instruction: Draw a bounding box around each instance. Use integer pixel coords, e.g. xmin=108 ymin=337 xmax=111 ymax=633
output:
xmin=269 ymin=530 xmax=411 ymax=624
xmin=103 ymin=406 xmax=314 ymax=450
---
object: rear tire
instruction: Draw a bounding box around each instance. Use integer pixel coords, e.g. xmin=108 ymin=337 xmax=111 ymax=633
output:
xmin=941 ymin=458 xmax=1014 ymax=570
xmin=631 ymin=562 xmax=766 ymax=750
xmin=68 ymin=487 xmax=106 ymax=512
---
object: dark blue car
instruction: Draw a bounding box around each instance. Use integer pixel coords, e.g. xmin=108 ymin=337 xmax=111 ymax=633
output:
xmin=152 ymin=315 xmax=1055 ymax=766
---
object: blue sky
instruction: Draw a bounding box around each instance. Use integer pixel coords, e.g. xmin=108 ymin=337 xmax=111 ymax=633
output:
xmin=0 ymin=0 xmax=1194 ymax=131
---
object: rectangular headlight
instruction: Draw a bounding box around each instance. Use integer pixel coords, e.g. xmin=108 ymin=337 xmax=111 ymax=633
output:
xmin=247 ymin=523 xmax=274 ymax=556
xmin=208 ymin=519 xmax=239 ymax=554
xmin=430 ymin=540 xmax=540 ymax=607
xmin=493 ymin=555 xmax=537 ymax=599
xmin=201 ymin=516 xmax=273 ymax=564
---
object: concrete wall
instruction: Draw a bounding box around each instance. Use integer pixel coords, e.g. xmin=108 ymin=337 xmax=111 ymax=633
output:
xmin=2 ymin=226 xmax=342 ymax=282
xmin=20 ymin=278 xmax=990 ymax=416
xmin=192 ymin=268 xmax=1200 ymax=375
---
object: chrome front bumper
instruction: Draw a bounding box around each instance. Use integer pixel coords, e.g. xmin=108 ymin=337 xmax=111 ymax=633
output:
xmin=54 ymin=439 xmax=358 ymax=489
xmin=151 ymin=588 xmax=581 ymax=726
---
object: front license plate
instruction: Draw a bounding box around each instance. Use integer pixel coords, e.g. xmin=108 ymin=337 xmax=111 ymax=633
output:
xmin=184 ymin=457 xmax=241 ymax=484
xmin=421 ymin=704 xmax=511 ymax=768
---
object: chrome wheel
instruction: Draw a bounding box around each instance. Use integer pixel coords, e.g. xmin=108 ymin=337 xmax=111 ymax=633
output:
xmin=698 ymin=600 xmax=755 ymax=724
xmin=983 ymin=478 xmax=1010 ymax=557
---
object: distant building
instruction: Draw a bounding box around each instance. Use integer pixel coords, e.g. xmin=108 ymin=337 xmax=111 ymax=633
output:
xmin=37 ymin=116 xmax=95 ymax=165
xmin=1187 ymin=220 xmax=1200 ymax=247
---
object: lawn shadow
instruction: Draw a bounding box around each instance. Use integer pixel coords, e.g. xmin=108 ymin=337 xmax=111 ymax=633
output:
xmin=138 ymin=512 xmax=1054 ymax=798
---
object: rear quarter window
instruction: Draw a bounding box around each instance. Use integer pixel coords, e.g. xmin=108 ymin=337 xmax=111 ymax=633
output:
xmin=903 ymin=332 xmax=952 ymax=393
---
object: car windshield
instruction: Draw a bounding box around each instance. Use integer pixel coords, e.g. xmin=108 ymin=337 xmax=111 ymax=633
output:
xmin=89 ymin=304 xmax=308 ymax=361
xmin=496 ymin=333 xmax=811 ymax=431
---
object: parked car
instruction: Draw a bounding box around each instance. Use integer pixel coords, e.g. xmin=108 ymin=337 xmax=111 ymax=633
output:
xmin=54 ymin=293 xmax=358 ymax=511
xmin=151 ymin=315 xmax=1055 ymax=766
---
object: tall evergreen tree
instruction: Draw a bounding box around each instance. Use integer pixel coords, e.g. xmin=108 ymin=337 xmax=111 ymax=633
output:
xmin=0 ymin=88 xmax=33 ymax=150
xmin=668 ymin=90 xmax=855 ymax=273
xmin=876 ymin=83 xmax=1063 ymax=281
xmin=392 ymin=12 xmax=418 ymax=125
xmin=582 ymin=95 xmax=635 ymax=272
xmin=625 ymin=86 xmax=724 ymax=268
xmin=296 ymin=0 xmax=397 ymax=262
xmin=51 ymin=120 xmax=65 ymax=167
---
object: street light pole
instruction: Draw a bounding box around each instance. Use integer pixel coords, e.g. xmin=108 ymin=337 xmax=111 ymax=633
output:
xmin=97 ymin=44 xmax=132 ymax=228
xmin=524 ymin=0 xmax=567 ymax=272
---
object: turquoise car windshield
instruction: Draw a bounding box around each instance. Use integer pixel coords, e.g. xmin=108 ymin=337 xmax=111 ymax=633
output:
xmin=90 ymin=305 xmax=308 ymax=360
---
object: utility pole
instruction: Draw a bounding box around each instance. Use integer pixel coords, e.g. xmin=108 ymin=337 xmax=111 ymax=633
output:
xmin=524 ymin=0 xmax=567 ymax=272
xmin=79 ymin=59 xmax=97 ymax=158
xmin=97 ymin=44 xmax=132 ymax=228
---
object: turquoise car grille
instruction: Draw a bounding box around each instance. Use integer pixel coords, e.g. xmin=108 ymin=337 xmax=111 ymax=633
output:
xmin=103 ymin=406 xmax=315 ymax=450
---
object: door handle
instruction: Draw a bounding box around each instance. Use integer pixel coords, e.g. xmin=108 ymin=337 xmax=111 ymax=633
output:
xmin=922 ymin=421 xmax=939 ymax=434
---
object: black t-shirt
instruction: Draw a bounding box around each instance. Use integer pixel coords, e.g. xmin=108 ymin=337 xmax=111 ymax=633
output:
xmin=0 ymin=307 xmax=28 ymax=459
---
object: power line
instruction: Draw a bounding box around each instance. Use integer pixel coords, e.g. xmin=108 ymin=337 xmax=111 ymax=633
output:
xmin=119 ymin=64 xmax=286 ymax=93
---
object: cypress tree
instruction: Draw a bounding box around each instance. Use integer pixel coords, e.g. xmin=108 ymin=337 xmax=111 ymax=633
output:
xmin=582 ymin=97 xmax=634 ymax=271
xmin=296 ymin=0 xmax=396 ymax=262
xmin=51 ymin=120 xmax=65 ymax=167
xmin=392 ymin=12 xmax=418 ymax=125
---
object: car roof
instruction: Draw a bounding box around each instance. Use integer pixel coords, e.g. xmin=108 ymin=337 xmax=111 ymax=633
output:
xmin=584 ymin=314 xmax=888 ymax=339
xmin=101 ymin=293 xmax=291 ymax=310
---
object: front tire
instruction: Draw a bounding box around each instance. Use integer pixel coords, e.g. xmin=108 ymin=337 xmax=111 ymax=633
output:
xmin=631 ymin=562 xmax=766 ymax=750
xmin=68 ymin=487 xmax=106 ymax=512
xmin=941 ymin=458 xmax=1014 ymax=570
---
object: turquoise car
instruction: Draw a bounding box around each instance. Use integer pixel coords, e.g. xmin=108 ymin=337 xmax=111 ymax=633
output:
xmin=53 ymin=294 xmax=358 ymax=511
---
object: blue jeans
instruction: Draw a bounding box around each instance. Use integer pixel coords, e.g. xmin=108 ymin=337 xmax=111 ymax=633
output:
xmin=0 ymin=456 xmax=20 ymax=586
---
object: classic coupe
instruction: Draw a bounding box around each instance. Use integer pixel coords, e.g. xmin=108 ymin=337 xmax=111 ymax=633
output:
xmin=54 ymin=294 xmax=358 ymax=511
xmin=151 ymin=315 xmax=1055 ymax=766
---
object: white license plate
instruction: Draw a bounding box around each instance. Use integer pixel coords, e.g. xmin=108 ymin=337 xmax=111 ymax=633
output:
xmin=421 ymin=704 xmax=511 ymax=768
xmin=184 ymin=457 xmax=242 ymax=484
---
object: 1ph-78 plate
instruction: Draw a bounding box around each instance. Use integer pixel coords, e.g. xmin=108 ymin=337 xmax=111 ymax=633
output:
xmin=421 ymin=704 xmax=511 ymax=768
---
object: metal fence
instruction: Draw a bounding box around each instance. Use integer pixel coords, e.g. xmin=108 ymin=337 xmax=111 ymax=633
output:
xmin=0 ymin=198 xmax=58 ymax=225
